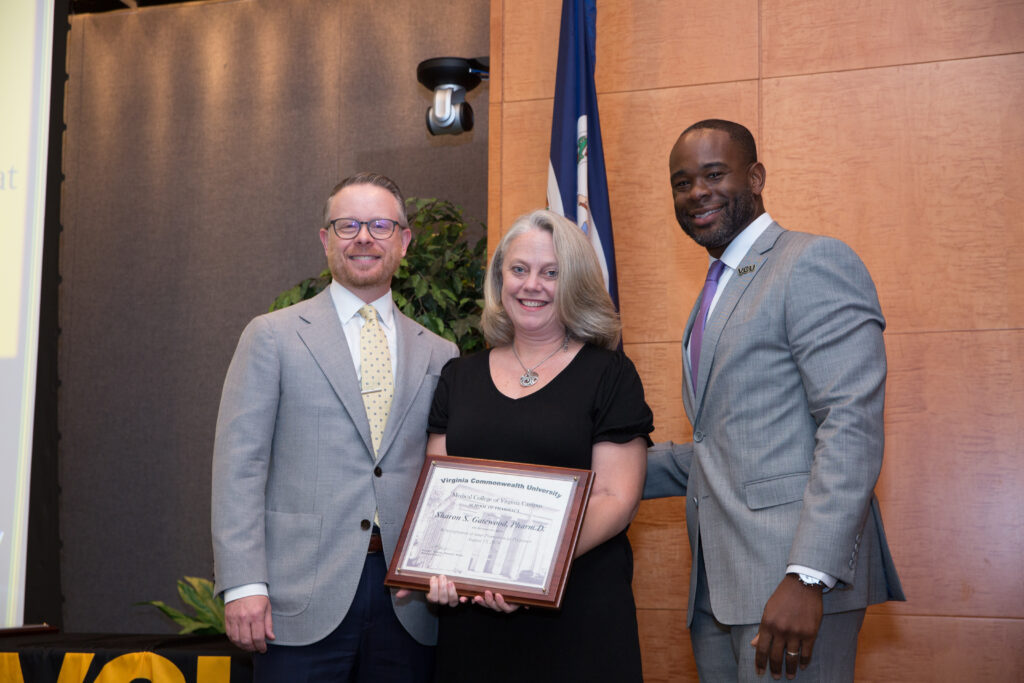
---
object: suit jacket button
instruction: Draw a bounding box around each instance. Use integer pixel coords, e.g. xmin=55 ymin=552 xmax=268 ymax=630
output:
xmin=692 ymin=496 xmax=699 ymax=507
xmin=361 ymin=519 xmax=371 ymax=530
xmin=694 ymin=430 xmax=704 ymax=442
xmin=849 ymin=559 xmax=855 ymax=569
xmin=374 ymin=466 xmax=383 ymax=477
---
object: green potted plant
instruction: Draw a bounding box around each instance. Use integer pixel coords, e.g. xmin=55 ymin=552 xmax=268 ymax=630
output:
xmin=137 ymin=576 xmax=225 ymax=635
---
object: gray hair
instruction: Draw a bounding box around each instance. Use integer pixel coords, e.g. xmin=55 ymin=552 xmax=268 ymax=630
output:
xmin=482 ymin=209 xmax=621 ymax=350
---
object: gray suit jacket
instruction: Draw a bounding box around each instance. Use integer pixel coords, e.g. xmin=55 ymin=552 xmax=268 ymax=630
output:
xmin=212 ymin=288 xmax=458 ymax=646
xmin=645 ymin=223 xmax=904 ymax=626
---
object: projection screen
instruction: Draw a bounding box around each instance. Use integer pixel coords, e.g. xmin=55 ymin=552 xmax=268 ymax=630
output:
xmin=0 ymin=0 xmax=54 ymax=627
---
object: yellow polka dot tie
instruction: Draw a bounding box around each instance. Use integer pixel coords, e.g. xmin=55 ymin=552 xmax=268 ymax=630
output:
xmin=358 ymin=305 xmax=393 ymax=460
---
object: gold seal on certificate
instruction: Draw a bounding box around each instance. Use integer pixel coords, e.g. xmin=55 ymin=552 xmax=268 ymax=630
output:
xmin=384 ymin=454 xmax=594 ymax=609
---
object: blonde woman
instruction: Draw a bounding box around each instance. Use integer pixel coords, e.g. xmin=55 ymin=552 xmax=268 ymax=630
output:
xmin=425 ymin=209 xmax=653 ymax=682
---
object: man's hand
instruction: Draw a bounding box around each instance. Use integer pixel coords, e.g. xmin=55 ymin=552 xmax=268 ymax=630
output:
xmin=225 ymin=595 xmax=275 ymax=653
xmin=750 ymin=574 xmax=823 ymax=679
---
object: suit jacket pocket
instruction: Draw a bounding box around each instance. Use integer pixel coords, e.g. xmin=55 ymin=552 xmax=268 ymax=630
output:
xmin=265 ymin=509 xmax=322 ymax=616
xmin=743 ymin=472 xmax=809 ymax=510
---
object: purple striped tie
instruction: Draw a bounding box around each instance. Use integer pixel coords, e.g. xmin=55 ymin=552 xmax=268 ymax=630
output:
xmin=690 ymin=259 xmax=726 ymax=393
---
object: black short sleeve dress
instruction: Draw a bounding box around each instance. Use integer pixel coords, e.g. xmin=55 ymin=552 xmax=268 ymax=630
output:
xmin=427 ymin=344 xmax=654 ymax=683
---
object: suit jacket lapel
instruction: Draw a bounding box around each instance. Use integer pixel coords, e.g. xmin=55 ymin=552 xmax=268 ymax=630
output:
xmin=681 ymin=297 xmax=701 ymax=421
xmin=377 ymin=309 xmax=430 ymax=460
xmin=295 ymin=289 xmax=375 ymax=455
xmin=693 ymin=222 xmax=785 ymax=405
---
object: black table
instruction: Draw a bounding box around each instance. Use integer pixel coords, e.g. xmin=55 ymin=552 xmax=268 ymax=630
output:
xmin=0 ymin=631 xmax=252 ymax=683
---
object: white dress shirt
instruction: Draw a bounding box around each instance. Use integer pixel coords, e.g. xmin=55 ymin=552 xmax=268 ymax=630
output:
xmin=684 ymin=211 xmax=773 ymax=362
xmin=328 ymin=281 xmax=400 ymax=381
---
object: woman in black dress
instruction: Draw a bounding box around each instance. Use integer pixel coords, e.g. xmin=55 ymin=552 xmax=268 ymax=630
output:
xmin=425 ymin=209 xmax=653 ymax=682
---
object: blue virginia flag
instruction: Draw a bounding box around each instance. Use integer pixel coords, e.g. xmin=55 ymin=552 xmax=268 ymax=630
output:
xmin=547 ymin=0 xmax=618 ymax=308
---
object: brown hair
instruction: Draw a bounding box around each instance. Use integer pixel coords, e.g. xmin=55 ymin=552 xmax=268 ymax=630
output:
xmin=322 ymin=171 xmax=407 ymax=227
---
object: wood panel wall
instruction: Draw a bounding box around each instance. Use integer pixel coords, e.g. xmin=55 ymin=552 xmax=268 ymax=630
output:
xmin=489 ymin=1 xmax=1024 ymax=680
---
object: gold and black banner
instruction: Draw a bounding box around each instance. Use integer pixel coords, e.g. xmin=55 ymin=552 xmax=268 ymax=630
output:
xmin=0 ymin=633 xmax=252 ymax=683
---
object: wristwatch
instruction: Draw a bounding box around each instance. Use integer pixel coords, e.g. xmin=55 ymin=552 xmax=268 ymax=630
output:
xmin=793 ymin=572 xmax=824 ymax=588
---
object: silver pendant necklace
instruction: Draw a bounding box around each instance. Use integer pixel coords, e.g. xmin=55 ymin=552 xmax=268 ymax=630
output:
xmin=512 ymin=334 xmax=570 ymax=387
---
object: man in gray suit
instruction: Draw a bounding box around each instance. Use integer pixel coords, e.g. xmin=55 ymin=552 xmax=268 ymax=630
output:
xmin=645 ymin=120 xmax=904 ymax=681
xmin=212 ymin=172 xmax=458 ymax=681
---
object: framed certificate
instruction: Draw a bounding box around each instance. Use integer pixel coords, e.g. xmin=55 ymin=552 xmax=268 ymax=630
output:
xmin=384 ymin=454 xmax=594 ymax=609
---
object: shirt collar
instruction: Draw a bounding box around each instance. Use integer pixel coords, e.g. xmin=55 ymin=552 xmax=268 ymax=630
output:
xmin=328 ymin=281 xmax=395 ymax=331
xmin=716 ymin=212 xmax=773 ymax=271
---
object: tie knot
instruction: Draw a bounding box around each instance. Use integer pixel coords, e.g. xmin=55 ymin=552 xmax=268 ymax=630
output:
xmin=707 ymin=259 xmax=726 ymax=283
xmin=358 ymin=305 xmax=377 ymax=323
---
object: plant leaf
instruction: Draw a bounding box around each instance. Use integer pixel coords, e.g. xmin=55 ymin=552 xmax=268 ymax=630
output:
xmin=137 ymin=600 xmax=189 ymax=624
xmin=140 ymin=576 xmax=226 ymax=635
xmin=179 ymin=576 xmax=225 ymax=630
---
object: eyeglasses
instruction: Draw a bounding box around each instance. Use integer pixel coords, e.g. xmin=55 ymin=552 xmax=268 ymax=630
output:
xmin=327 ymin=217 xmax=402 ymax=240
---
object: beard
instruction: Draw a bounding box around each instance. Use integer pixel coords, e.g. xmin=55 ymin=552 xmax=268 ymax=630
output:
xmin=327 ymin=246 xmax=402 ymax=293
xmin=677 ymin=188 xmax=759 ymax=252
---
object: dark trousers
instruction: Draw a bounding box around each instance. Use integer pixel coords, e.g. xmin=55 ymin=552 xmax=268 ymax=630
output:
xmin=253 ymin=551 xmax=434 ymax=683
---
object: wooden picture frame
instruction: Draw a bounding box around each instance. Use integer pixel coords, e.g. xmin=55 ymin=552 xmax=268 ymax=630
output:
xmin=384 ymin=454 xmax=594 ymax=609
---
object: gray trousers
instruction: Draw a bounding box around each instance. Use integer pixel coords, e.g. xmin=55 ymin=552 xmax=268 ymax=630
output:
xmin=690 ymin=549 xmax=865 ymax=682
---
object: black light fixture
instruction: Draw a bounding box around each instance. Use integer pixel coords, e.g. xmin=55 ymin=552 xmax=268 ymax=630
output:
xmin=416 ymin=57 xmax=489 ymax=136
